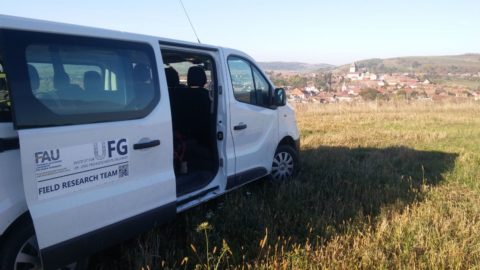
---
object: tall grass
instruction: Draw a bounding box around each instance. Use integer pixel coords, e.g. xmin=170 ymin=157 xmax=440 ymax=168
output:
xmin=92 ymin=101 xmax=480 ymax=269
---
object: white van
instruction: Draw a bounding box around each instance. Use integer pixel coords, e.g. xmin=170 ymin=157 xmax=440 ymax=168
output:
xmin=0 ymin=15 xmax=300 ymax=269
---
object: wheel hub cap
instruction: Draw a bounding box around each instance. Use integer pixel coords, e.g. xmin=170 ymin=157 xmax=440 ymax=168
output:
xmin=272 ymin=151 xmax=294 ymax=181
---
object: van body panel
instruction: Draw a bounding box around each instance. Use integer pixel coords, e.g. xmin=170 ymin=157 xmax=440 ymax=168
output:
xmin=278 ymin=103 xmax=300 ymax=146
xmin=17 ymin=105 xmax=176 ymax=266
xmin=41 ymin=201 xmax=176 ymax=269
xmin=228 ymin=102 xmax=278 ymax=172
xmin=0 ymin=161 xmax=25 ymax=236
xmin=218 ymin=49 xmax=238 ymax=182
xmin=0 ymin=21 xmax=177 ymax=266
xmin=223 ymin=49 xmax=279 ymax=185
xmin=0 ymin=123 xmax=26 ymax=236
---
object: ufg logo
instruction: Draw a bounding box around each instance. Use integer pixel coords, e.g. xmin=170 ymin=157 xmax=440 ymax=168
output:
xmin=35 ymin=149 xmax=60 ymax=164
xmin=94 ymin=138 xmax=128 ymax=160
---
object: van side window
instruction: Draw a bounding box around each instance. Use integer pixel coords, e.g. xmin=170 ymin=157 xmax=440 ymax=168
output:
xmin=227 ymin=56 xmax=270 ymax=107
xmin=25 ymin=44 xmax=155 ymax=116
xmin=1 ymin=29 xmax=160 ymax=128
xmin=0 ymin=61 xmax=11 ymax=122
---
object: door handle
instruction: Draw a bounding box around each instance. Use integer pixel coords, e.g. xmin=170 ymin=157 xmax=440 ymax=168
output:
xmin=234 ymin=123 xmax=247 ymax=130
xmin=133 ymin=139 xmax=161 ymax=150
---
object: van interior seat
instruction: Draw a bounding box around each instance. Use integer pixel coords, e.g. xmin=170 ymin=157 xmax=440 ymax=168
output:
xmin=166 ymin=67 xmax=184 ymax=133
xmin=83 ymin=71 xmax=103 ymax=93
xmin=169 ymin=66 xmax=211 ymax=141
xmin=185 ymin=66 xmax=211 ymax=146
xmin=132 ymin=63 xmax=154 ymax=107
xmin=187 ymin=65 xmax=207 ymax=88
xmin=54 ymin=72 xmax=83 ymax=100
xmin=53 ymin=72 xmax=70 ymax=90
xmin=133 ymin=64 xmax=151 ymax=83
xmin=167 ymin=65 xmax=214 ymax=174
xmin=165 ymin=67 xmax=180 ymax=88
xmin=28 ymin=64 xmax=61 ymax=108
xmin=168 ymin=65 xmax=215 ymax=191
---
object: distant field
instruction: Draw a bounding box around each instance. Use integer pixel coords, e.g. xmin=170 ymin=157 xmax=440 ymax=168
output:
xmin=92 ymin=101 xmax=480 ymax=269
xmin=437 ymin=77 xmax=480 ymax=90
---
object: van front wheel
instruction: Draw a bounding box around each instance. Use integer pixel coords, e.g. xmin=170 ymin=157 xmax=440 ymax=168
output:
xmin=270 ymin=145 xmax=298 ymax=182
xmin=0 ymin=219 xmax=88 ymax=270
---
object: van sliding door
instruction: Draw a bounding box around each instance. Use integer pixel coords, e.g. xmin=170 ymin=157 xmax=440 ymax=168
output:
xmin=2 ymin=29 xmax=176 ymax=269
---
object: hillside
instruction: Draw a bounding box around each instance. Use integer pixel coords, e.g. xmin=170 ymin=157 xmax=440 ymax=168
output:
xmin=259 ymin=61 xmax=334 ymax=72
xmin=338 ymin=54 xmax=480 ymax=74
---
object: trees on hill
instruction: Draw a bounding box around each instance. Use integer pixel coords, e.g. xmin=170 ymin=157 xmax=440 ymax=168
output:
xmin=359 ymin=88 xmax=380 ymax=101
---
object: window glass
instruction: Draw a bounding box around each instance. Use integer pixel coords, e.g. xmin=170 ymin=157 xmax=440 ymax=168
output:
xmin=169 ymin=61 xmax=214 ymax=90
xmin=65 ymin=64 xmax=102 ymax=90
xmin=227 ymin=57 xmax=254 ymax=104
xmin=1 ymin=30 xmax=160 ymax=128
xmin=252 ymin=67 xmax=270 ymax=106
xmin=0 ymin=61 xmax=11 ymax=122
xmin=227 ymin=56 xmax=271 ymax=107
xmin=25 ymin=43 xmax=156 ymax=116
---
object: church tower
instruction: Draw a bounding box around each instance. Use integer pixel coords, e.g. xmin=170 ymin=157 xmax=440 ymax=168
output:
xmin=349 ymin=62 xmax=358 ymax=73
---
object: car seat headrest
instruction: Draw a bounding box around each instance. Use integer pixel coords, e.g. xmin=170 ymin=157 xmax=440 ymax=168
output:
xmin=187 ymin=66 xmax=206 ymax=88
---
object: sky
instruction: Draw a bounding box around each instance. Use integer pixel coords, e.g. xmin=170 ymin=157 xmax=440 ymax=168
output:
xmin=2 ymin=0 xmax=479 ymax=65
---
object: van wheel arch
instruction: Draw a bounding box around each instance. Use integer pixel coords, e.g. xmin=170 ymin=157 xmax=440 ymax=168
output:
xmin=278 ymin=136 xmax=297 ymax=151
xmin=0 ymin=211 xmax=35 ymax=269
xmin=270 ymin=137 xmax=300 ymax=182
xmin=0 ymin=211 xmax=32 ymax=244
xmin=0 ymin=212 xmax=88 ymax=270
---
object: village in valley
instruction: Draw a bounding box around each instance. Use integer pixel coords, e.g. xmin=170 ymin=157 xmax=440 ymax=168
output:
xmin=265 ymin=60 xmax=480 ymax=104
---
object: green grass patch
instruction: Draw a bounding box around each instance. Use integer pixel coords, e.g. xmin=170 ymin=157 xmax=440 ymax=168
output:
xmin=92 ymin=101 xmax=480 ymax=269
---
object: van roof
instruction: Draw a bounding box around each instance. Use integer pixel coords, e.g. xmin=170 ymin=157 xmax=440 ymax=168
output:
xmin=0 ymin=14 xmax=221 ymax=52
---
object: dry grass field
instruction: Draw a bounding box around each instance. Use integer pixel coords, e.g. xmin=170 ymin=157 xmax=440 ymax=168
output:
xmin=93 ymin=101 xmax=480 ymax=269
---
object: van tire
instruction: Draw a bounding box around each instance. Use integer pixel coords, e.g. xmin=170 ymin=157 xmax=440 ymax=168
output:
xmin=270 ymin=145 xmax=298 ymax=182
xmin=0 ymin=219 xmax=89 ymax=270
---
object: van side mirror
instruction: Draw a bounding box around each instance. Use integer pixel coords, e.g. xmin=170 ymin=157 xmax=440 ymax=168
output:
xmin=274 ymin=88 xmax=287 ymax=106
